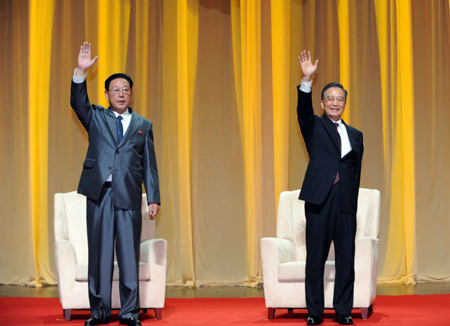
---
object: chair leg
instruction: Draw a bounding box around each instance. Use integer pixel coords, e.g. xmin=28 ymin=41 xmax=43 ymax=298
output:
xmin=361 ymin=308 xmax=368 ymax=320
xmin=288 ymin=308 xmax=293 ymax=314
xmin=361 ymin=305 xmax=373 ymax=320
xmin=64 ymin=309 xmax=72 ymax=321
xmin=142 ymin=308 xmax=148 ymax=313
xmin=154 ymin=308 xmax=162 ymax=320
xmin=361 ymin=304 xmax=374 ymax=320
xmin=268 ymin=308 xmax=276 ymax=319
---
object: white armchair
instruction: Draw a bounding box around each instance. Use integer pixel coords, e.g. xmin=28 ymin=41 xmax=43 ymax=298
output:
xmin=54 ymin=191 xmax=167 ymax=321
xmin=260 ymin=188 xmax=380 ymax=320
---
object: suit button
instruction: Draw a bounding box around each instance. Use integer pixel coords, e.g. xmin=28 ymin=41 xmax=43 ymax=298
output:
xmin=108 ymin=167 xmax=112 ymax=170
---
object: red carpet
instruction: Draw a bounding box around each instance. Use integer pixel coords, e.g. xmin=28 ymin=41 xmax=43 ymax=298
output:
xmin=0 ymin=295 xmax=449 ymax=326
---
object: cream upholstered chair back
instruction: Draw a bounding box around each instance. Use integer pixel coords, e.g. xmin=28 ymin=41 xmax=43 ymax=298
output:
xmin=354 ymin=189 xmax=380 ymax=240
xmin=275 ymin=189 xmax=380 ymax=264
xmin=275 ymin=190 xmax=306 ymax=261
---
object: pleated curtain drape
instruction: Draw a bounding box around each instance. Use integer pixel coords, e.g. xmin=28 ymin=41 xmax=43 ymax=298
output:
xmin=0 ymin=0 xmax=449 ymax=287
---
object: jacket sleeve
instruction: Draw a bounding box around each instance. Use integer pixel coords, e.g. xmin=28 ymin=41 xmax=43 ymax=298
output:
xmin=70 ymin=80 xmax=93 ymax=131
xmin=297 ymin=86 xmax=316 ymax=139
xmin=355 ymin=133 xmax=364 ymax=187
xmin=142 ymin=122 xmax=161 ymax=205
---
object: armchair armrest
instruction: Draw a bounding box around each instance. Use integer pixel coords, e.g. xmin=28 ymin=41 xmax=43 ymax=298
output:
xmin=354 ymin=237 xmax=379 ymax=305
xmin=260 ymin=238 xmax=297 ymax=307
xmin=261 ymin=238 xmax=296 ymax=263
xmin=139 ymin=239 xmax=167 ymax=308
xmin=140 ymin=239 xmax=168 ymax=280
xmin=260 ymin=237 xmax=296 ymax=283
xmin=355 ymin=237 xmax=379 ymax=273
xmin=54 ymin=239 xmax=77 ymax=308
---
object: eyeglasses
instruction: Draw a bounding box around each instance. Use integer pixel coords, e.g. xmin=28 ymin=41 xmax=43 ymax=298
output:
xmin=109 ymin=87 xmax=131 ymax=96
xmin=324 ymin=96 xmax=345 ymax=104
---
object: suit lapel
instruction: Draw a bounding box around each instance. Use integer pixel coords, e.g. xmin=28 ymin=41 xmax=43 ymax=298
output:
xmin=104 ymin=108 xmax=119 ymax=143
xmin=321 ymin=114 xmax=340 ymax=153
xmin=118 ymin=109 xmax=140 ymax=148
xmin=342 ymin=120 xmax=358 ymax=152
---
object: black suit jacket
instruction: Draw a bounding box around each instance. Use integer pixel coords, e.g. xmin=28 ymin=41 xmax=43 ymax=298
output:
xmin=70 ymin=80 xmax=160 ymax=210
xmin=297 ymin=86 xmax=363 ymax=214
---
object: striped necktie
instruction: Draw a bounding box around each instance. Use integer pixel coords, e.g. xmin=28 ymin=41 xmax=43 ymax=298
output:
xmin=117 ymin=115 xmax=124 ymax=142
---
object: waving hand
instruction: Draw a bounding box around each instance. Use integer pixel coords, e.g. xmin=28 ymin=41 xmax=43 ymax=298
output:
xmin=298 ymin=50 xmax=318 ymax=82
xmin=77 ymin=41 xmax=98 ymax=75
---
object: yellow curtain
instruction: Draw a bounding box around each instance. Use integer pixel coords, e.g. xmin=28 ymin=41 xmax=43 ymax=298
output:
xmin=85 ymin=0 xmax=131 ymax=105
xmin=133 ymin=0 xmax=150 ymax=112
xmin=175 ymin=0 xmax=198 ymax=285
xmin=159 ymin=0 xmax=198 ymax=286
xmin=28 ymin=0 xmax=57 ymax=286
xmin=271 ymin=0 xmax=290 ymax=209
xmin=0 ymin=0 xmax=32 ymax=285
xmin=337 ymin=0 xmax=351 ymax=123
xmin=1 ymin=0 xmax=450 ymax=286
xmin=375 ymin=0 xmax=417 ymax=284
xmin=231 ymin=0 xmax=263 ymax=286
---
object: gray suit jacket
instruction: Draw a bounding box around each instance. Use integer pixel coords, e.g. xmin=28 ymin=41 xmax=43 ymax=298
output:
xmin=70 ymin=80 xmax=160 ymax=210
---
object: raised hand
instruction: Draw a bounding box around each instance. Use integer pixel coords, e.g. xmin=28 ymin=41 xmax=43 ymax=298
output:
xmin=77 ymin=41 xmax=98 ymax=75
xmin=298 ymin=50 xmax=318 ymax=81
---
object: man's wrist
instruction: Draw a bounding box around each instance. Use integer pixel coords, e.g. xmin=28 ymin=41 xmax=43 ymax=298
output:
xmin=299 ymin=79 xmax=313 ymax=93
xmin=75 ymin=67 xmax=86 ymax=76
xmin=73 ymin=68 xmax=87 ymax=84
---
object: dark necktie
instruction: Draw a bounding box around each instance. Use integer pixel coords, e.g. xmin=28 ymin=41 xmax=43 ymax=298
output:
xmin=335 ymin=123 xmax=341 ymax=154
xmin=117 ymin=115 xmax=124 ymax=142
xmin=333 ymin=123 xmax=340 ymax=184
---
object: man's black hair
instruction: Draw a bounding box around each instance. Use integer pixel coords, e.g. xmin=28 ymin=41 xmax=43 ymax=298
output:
xmin=104 ymin=73 xmax=133 ymax=90
xmin=321 ymin=82 xmax=348 ymax=101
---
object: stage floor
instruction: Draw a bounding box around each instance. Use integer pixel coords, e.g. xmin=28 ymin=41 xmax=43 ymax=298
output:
xmin=1 ymin=282 xmax=450 ymax=298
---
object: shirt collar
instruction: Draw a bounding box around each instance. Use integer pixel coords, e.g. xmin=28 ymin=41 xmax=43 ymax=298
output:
xmin=112 ymin=108 xmax=132 ymax=118
xmin=328 ymin=117 xmax=342 ymax=125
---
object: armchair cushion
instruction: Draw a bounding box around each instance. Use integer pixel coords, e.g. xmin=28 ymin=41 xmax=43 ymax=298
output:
xmin=74 ymin=262 xmax=151 ymax=282
xmin=278 ymin=261 xmax=336 ymax=282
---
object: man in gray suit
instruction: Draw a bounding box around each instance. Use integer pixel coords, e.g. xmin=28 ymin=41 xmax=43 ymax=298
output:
xmin=71 ymin=42 xmax=160 ymax=326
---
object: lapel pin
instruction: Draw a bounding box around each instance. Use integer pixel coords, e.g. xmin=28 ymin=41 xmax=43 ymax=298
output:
xmin=138 ymin=130 xmax=143 ymax=134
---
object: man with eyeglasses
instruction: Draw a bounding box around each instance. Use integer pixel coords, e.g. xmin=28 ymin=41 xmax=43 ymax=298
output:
xmin=70 ymin=42 xmax=160 ymax=326
xmin=296 ymin=50 xmax=364 ymax=326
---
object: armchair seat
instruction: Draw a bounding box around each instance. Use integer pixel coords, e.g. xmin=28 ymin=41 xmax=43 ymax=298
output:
xmin=261 ymin=188 xmax=380 ymax=320
xmin=73 ymin=262 xmax=151 ymax=282
xmin=54 ymin=191 xmax=167 ymax=321
xmin=278 ymin=261 xmax=335 ymax=282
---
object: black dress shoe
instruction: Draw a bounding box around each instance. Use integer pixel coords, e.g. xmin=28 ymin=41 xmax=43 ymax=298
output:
xmin=306 ymin=315 xmax=323 ymax=325
xmin=119 ymin=317 xmax=142 ymax=326
xmin=84 ymin=317 xmax=109 ymax=325
xmin=337 ymin=315 xmax=353 ymax=325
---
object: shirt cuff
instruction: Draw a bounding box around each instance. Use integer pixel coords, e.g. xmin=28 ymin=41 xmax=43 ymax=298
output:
xmin=73 ymin=68 xmax=87 ymax=83
xmin=299 ymin=79 xmax=312 ymax=93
